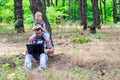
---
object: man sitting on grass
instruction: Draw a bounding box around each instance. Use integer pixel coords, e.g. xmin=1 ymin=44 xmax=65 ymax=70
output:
xmin=24 ymin=26 xmax=54 ymax=71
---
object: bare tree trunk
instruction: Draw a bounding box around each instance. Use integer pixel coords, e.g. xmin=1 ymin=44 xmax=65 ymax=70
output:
xmin=100 ymin=0 xmax=103 ymax=23
xmin=47 ymin=0 xmax=50 ymax=7
xmin=91 ymin=0 xmax=100 ymax=33
xmin=82 ymin=0 xmax=87 ymax=30
xmin=113 ymin=0 xmax=117 ymax=23
xmin=78 ymin=0 xmax=83 ymax=25
xmin=68 ymin=0 xmax=71 ymax=20
xmin=55 ymin=0 xmax=58 ymax=6
xmin=119 ymin=0 xmax=120 ymax=21
xmin=62 ymin=0 xmax=65 ymax=22
xmin=29 ymin=0 xmax=53 ymax=45
xmin=78 ymin=0 xmax=87 ymax=30
xmin=62 ymin=0 xmax=65 ymax=7
xmin=51 ymin=0 xmax=54 ymax=6
xmin=14 ymin=0 xmax=24 ymax=33
xmin=102 ymin=0 xmax=106 ymax=23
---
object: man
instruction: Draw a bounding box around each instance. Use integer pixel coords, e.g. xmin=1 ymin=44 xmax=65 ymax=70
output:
xmin=24 ymin=27 xmax=54 ymax=71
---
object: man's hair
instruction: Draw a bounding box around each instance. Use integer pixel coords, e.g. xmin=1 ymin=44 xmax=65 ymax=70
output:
xmin=35 ymin=27 xmax=42 ymax=31
xmin=34 ymin=24 xmax=43 ymax=31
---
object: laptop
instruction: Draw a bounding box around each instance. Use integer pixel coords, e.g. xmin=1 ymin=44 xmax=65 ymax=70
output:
xmin=26 ymin=44 xmax=44 ymax=54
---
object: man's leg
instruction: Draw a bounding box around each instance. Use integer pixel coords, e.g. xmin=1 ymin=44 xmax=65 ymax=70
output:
xmin=39 ymin=53 xmax=48 ymax=69
xmin=24 ymin=54 xmax=33 ymax=70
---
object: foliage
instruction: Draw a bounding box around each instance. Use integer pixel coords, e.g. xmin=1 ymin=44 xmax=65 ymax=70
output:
xmin=0 ymin=0 xmax=119 ymax=25
xmin=46 ymin=6 xmax=68 ymax=25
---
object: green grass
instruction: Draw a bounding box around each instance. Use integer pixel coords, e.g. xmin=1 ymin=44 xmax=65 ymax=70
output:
xmin=112 ymin=68 xmax=120 ymax=73
xmin=0 ymin=54 xmax=25 ymax=80
xmin=71 ymin=68 xmax=93 ymax=78
xmin=89 ymin=32 xmax=102 ymax=39
xmin=72 ymin=35 xmax=89 ymax=44
xmin=0 ymin=24 xmax=14 ymax=35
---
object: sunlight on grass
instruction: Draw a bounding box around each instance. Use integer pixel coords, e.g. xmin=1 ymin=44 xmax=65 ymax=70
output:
xmin=89 ymin=32 xmax=102 ymax=39
xmin=72 ymin=35 xmax=89 ymax=44
xmin=0 ymin=54 xmax=25 ymax=80
xmin=0 ymin=24 xmax=15 ymax=35
xmin=71 ymin=68 xmax=93 ymax=79
xmin=12 ymin=36 xmax=23 ymax=43
xmin=112 ymin=68 xmax=120 ymax=73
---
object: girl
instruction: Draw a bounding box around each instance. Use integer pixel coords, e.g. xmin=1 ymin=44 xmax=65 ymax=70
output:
xmin=29 ymin=11 xmax=50 ymax=48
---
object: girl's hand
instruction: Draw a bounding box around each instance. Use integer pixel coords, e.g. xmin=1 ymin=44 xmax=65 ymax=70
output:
xmin=44 ymin=49 xmax=49 ymax=54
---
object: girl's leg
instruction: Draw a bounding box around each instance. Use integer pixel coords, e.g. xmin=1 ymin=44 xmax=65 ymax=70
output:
xmin=43 ymin=32 xmax=50 ymax=49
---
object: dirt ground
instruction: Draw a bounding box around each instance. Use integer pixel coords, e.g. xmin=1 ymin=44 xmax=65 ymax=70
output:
xmin=0 ymin=24 xmax=120 ymax=80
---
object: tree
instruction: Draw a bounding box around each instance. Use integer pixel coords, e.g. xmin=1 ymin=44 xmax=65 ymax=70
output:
xmin=102 ymin=0 xmax=106 ymax=23
xmin=91 ymin=0 xmax=100 ymax=33
xmin=29 ymin=0 xmax=53 ymax=44
xmin=113 ymin=0 xmax=117 ymax=23
xmin=68 ymin=0 xmax=71 ymax=20
xmin=55 ymin=0 xmax=58 ymax=6
xmin=46 ymin=0 xmax=50 ymax=7
xmin=62 ymin=0 xmax=65 ymax=7
xmin=119 ymin=0 xmax=120 ymax=21
xmin=14 ymin=0 xmax=24 ymax=33
xmin=78 ymin=0 xmax=87 ymax=30
xmin=99 ymin=0 xmax=103 ymax=23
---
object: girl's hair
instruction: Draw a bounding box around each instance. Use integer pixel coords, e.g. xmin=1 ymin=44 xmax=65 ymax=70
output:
xmin=34 ymin=11 xmax=42 ymax=17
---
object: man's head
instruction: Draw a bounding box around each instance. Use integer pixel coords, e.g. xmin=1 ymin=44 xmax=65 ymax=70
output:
xmin=34 ymin=11 xmax=42 ymax=23
xmin=35 ymin=27 xmax=43 ymax=38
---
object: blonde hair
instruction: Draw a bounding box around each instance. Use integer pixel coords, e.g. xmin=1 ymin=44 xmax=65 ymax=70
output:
xmin=35 ymin=11 xmax=42 ymax=17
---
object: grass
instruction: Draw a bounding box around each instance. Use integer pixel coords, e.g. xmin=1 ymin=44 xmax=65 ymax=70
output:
xmin=0 ymin=54 xmax=25 ymax=80
xmin=72 ymin=35 xmax=89 ymax=44
xmin=89 ymin=32 xmax=102 ymax=39
xmin=12 ymin=36 xmax=23 ymax=43
xmin=0 ymin=23 xmax=15 ymax=35
xmin=71 ymin=68 xmax=93 ymax=79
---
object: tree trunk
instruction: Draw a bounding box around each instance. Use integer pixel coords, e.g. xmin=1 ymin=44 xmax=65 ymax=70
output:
xmin=113 ymin=0 xmax=117 ymax=23
xmin=100 ymin=0 xmax=103 ymax=23
xmin=47 ymin=0 xmax=50 ymax=7
xmin=102 ymin=0 xmax=106 ymax=23
xmin=91 ymin=0 xmax=100 ymax=33
xmin=78 ymin=0 xmax=83 ymax=25
xmin=119 ymin=0 xmax=120 ymax=21
xmin=62 ymin=0 xmax=65 ymax=7
xmin=78 ymin=0 xmax=87 ymax=30
xmin=68 ymin=0 xmax=71 ymax=20
xmin=14 ymin=0 xmax=24 ymax=33
xmin=82 ymin=0 xmax=87 ymax=30
xmin=55 ymin=0 xmax=58 ymax=6
xmin=51 ymin=0 xmax=54 ymax=6
xmin=29 ymin=0 xmax=53 ymax=45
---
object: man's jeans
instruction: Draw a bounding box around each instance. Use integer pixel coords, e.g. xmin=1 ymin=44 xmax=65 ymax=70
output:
xmin=24 ymin=53 xmax=48 ymax=69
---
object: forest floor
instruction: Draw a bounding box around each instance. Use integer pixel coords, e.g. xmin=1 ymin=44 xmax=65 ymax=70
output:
xmin=0 ymin=23 xmax=120 ymax=80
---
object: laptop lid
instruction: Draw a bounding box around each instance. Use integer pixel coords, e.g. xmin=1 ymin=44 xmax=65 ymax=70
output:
xmin=26 ymin=44 xmax=44 ymax=54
